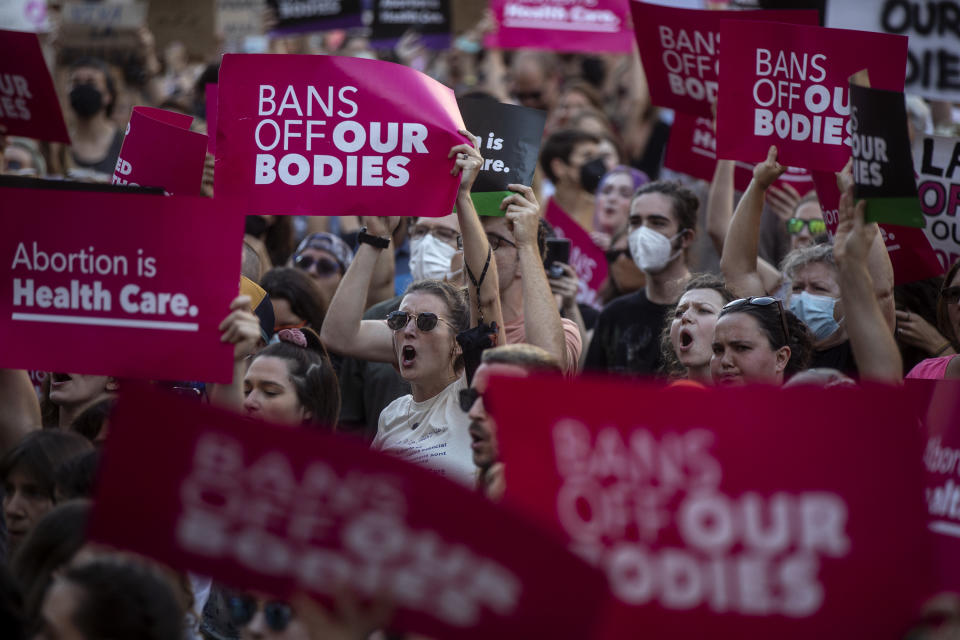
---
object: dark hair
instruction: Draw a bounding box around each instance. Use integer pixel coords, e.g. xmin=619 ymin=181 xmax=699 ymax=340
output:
xmin=69 ymin=57 xmax=117 ymax=118
xmin=63 ymin=558 xmax=184 ymax=640
xmin=54 ymin=451 xmax=99 ymax=501
xmin=539 ymin=129 xmax=601 ymax=184
xmin=659 ymin=275 xmax=736 ymax=379
xmin=69 ymin=399 xmax=113 ymax=443
xmin=633 ymin=180 xmax=700 ymax=234
xmin=252 ymin=328 xmax=340 ymax=428
xmin=403 ymin=280 xmax=470 ymax=372
xmin=11 ymin=500 xmax=90 ymax=627
xmin=0 ymin=565 xmax=23 ymax=640
xmin=937 ymin=260 xmax=960 ymax=345
xmin=260 ymin=267 xmax=328 ymax=330
xmin=719 ymin=301 xmax=813 ymax=378
xmin=0 ymin=431 xmax=93 ymax=502
xmin=263 ymin=217 xmax=295 ymax=268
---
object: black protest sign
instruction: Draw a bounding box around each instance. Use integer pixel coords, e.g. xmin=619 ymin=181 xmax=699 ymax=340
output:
xmin=849 ymin=82 xmax=924 ymax=227
xmin=267 ymin=0 xmax=362 ymax=33
xmin=458 ymin=98 xmax=547 ymax=217
xmin=370 ymin=0 xmax=451 ymax=48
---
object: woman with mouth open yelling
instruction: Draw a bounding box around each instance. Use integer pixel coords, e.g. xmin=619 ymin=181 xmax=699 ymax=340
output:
xmin=320 ymin=130 xmax=505 ymax=487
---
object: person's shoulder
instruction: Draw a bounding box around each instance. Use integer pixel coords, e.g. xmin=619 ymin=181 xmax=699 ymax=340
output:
xmin=379 ymin=393 xmax=413 ymax=428
xmin=599 ymin=289 xmax=647 ymax=316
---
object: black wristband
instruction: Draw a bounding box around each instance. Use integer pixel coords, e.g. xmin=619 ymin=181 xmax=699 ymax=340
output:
xmin=357 ymin=226 xmax=390 ymax=250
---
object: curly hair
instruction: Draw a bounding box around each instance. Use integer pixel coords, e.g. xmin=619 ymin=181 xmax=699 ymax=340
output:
xmin=633 ymin=180 xmax=700 ymax=233
xmin=659 ymin=274 xmax=736 ymax=380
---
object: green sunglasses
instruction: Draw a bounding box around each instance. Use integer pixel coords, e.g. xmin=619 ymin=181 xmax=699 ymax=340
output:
xmin=786 ymin=217 xmax=827 ymax=235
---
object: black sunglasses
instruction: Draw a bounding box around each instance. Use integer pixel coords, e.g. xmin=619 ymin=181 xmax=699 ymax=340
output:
xmin=605 ymin=248 xmax=630 ymax=263
xmin=386 ymin=310 xmax=450 ymax=332
xmin=294 ymin=254 xmax=341 ymax=276
xmin=514 ymin=90 xmax=543 ymax=102
xmin=227 ymin=596 xmax=293 ymax=632
xmin=943 ymin=286 xmax=960 ymax=306
xmin=459 ymin=387 xmax=483 ymax=412
xmin=722 ymin=296 xmax=790 ymax=344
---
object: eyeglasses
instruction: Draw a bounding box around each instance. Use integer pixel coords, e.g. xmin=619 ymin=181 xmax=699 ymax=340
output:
xmin=722 ymin=296 xmax=790 ymax=344
xmin=605 ymin=248 xmax=630 ymax=263
xmin=227 ymin=596 xmax=293 ymax=632
xmin=386 ymin=310 xmax=451 ymax=332
xmin=459 ymin=387 xmax=483 ymax=412
xmin=294 ymin=254 xmax=341 ymax=277
xmin=943 ymin=286 xmax=960 ymax=305
xmin=786 ymin=218 xmax=827 ymax=235
xmin=409 ymin=224 xmax=461 ymax=249
xmin=486 ymin=232 xmax=517 ymax=252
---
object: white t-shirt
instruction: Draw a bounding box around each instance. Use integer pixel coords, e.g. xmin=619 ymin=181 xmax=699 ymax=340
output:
xmin=372 ymin=376 xmax=475 ymax=487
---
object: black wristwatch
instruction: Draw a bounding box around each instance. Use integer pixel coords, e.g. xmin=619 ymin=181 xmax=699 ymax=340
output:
xmin=357 ymin=226 xmax=390 ymax=249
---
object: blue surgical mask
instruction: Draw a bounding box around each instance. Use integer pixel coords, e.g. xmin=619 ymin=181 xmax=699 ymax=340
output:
xmin=789 ymin=291 xmax=839 ymax=340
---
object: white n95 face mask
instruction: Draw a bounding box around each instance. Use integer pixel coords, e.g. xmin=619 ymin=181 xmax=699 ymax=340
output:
xmin=629 ymin=226 xmax=682 ymax=273
xmin=410 ymin=234 xmax=458 ymax=282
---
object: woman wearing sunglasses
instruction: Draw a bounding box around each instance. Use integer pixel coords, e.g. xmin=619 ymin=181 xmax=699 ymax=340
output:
xmin=907 ymin=259 xmax=960 ymax=379
xmin=320 ymin=131 xmax=503 ymax=486
xmin=710 ymin=295 xmax=812 ymax=386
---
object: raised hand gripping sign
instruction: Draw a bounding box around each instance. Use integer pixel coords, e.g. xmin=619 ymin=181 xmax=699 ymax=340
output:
xmin=631 ymin=2 xmax=819 ymax=118
xmin=0 ymin=187 xmax=243 ymax=383
xmin=488 ymin=377 xmax=933 ymax=640
xmin=112 ymin=106 xmax=208 ymax=195
xmin=87 ymin=384 xmax=609 ymax=640
xmin=0 ymin=29 xmax=70 ymax=143
xmin=215 ymin=54 xmax=466 ymax=216
xmin=717 ymin=21 xmax=908 ymax=172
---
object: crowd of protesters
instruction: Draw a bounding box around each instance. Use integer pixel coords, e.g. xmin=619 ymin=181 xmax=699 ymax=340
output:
xmin=1 ymin=2 xmax=960 ymax=639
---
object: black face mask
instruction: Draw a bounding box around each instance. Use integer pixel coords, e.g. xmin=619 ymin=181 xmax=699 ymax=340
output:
xmin=69 ymin=84 xmax=104 ymax=119
xmin=579 ymin=157 xmax=607 ymax=195
xmin=244 ymin=215 xmax=268 ymax=237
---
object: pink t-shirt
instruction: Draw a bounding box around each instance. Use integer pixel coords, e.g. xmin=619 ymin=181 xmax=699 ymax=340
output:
xmin=905 ymin=355 xmax=956 ymax=380
xmin=504 ymin=316 xmax=582 ymax=375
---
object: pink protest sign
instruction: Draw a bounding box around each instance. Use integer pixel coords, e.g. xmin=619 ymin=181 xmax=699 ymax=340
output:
xmin=216 ymin=54 xmax=466 ymax=216
xmin=0 ymin=187 xmax=243 ymax=383
xmin=205 ymin=83 xmax=217 ymax=154
xmin=717 ymin=21 xmax=908 ymax=172
xmin=544 ymin=198 xmax=607 ymax=310
xmin=913 ymin=381 xmax=960 ymax=593
xmin=489 ymin=377 xmax=933 ymax=640
xmin=812 ymin=170 xmax=943 ymax=285
xmin=0 ymin=29 xmax=70 ymax=143
xmin=88 ymin=384 xmax=610 ymax=640
xmin=665 ymin=112 xmax=812 ymax=193
xmin=632 ymin=3 xmax=819 ymax=118
xmin=112 ymin=106 xmax=207 ymax=195
xmin=485 ymin=0 xmax=633 ymax=54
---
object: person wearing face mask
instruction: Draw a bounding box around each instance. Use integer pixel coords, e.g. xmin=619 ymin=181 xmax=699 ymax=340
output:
xmin=584 ymin=181 xmax=699 ymax=375
xmin=64 ymin=58 xmax=123 ymax=178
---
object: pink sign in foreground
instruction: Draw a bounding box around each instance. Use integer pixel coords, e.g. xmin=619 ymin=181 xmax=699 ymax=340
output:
xmin=488 ymin=377 xmax=933 ymax=640
xmin=717 ymin=21 xmax=908 ymax=171
xmin=0 ymin=187 xmax=243 ymax=382
xmin=485 ymin=0 xmax=633 ymax=54
xmin=112 ymin=106 xmax=207 ymax=195
xmin=216 ymin=54 xmax=466 ymax=216
xmin=88 ymin=385 xmax=609 ymax=640
xmin=631 ymin=3 xmax=818 ymax=119
xmin=0 ymin=29 xmax=70 ymax=143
